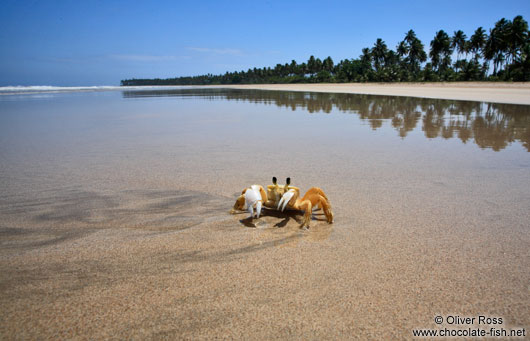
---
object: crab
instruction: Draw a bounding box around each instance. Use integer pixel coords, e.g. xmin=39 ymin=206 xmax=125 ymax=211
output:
xmin=277 ymin=186 xmax=334 ymax=228
xmin=231 ymin=177 xmax=333 ymax=228
xmin=231 ymin=177 xmax=298 ymax=220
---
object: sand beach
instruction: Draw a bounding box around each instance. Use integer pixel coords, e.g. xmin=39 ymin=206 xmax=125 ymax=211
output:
xmin=0 ymin=84 xmax=529 ymax=339
xmin=219 ymin=82 xmax=530 ymax=105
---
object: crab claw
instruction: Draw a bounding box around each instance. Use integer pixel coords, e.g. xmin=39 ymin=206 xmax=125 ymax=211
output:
xmin=278 ymin=189 xmax=295 ymax=212
xmin=245 ymin=185 xmax=263 ymax=219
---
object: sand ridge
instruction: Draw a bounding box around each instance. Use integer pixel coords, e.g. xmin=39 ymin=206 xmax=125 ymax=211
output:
xmin=208 ymin=82 xmax=530 ymax=105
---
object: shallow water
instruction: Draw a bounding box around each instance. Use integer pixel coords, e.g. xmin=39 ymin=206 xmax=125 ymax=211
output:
xmin=1 ymin=88 xmax=529 ymax=234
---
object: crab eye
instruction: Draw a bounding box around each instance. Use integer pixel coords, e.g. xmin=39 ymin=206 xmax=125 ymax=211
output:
xmin=286 ymin=177 xmax=291 ymax=185
xmin=272 ymin=177 xmax=277 ymax=184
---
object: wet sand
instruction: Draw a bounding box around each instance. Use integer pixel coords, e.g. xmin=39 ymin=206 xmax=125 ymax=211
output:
xmin=1 ymin=90 xmax=529 ymax=339
xmin=218 ymin=82 xmax=530 ymax=105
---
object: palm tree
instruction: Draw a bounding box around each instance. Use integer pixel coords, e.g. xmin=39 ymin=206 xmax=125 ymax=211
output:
xmin=361 ymin=48 xmax=372 ymax=64
xmin=299 ymin=63 xmax=308 ymax=76
xmin=273 ymin=64 xmax=284 ymax=78
xmin=307 ymin=55 xmax=317 ymax=75
xmin=508 ymin=15 xmax=529 ymax=64
xmin=315 ymin=57 xmax=323 ymax=74
xmin=485 ymin=18 xmax=510 ymax=74
xmin=408 ymin=34 xmax=427 ymax=73
xmin=371 ymin=38 xmax=388 ymax=71
xmin=404 ymin=29 xmax=416 ymax=44
xmin=289 ymin=60 xmax=298 ymax=76
xmin=469 ymin=27 xmax=486 ymax=61
xmin=451 ymin=30 xmax=467 ymax=61
xmin=323 ymin=56 xmax=334 ymax=73
xmin=360 ymin=48 xmax=373 ymax=81
xmin=430 ymin=36 xmax=441 ymax=71
xmin=397 ymin=40 xmax=409 ymax=60
xmin=430 ymin=30 xmax=453 ymax=72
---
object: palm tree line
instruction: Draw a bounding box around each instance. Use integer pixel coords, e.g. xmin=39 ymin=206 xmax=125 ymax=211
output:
xmin=121 ymin=15 xmax=530 ymax=86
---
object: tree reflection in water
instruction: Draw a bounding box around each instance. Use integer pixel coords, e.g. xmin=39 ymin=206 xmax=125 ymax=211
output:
xmin=123 ymin=88 xmax=530 ymax=152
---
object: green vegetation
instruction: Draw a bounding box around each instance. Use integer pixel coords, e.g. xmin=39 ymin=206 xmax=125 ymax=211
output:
xmin=121 ymin=16 xmax=530 ymax=86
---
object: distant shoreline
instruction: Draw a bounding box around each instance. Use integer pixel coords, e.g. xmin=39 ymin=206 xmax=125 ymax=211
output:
xmin=3 ymin=82 xmax=530 ymax=105
xmin=197 ymin=82 xmax=530 ymax=106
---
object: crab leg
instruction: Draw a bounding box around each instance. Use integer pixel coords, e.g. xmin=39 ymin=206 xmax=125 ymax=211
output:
xmin=277 ymin=186 xmax=334 ymax=228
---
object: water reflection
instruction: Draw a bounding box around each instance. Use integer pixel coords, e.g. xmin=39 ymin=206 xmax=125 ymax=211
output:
xmin=122 ymin=88 xmax=530 ymax=152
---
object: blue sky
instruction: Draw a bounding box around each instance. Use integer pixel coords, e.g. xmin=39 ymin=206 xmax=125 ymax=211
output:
xmin=1 ymin=0 xmax=529 ymax=86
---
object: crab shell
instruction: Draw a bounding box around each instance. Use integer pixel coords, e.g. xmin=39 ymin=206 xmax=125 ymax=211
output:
xmin=265 ymin=177 xmax=299 ymax=209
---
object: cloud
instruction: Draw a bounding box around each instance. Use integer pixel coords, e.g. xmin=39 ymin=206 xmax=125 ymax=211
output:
xmin=185 ymin=47 xmax=243 ymax=55
xmin=109 ymin=54 xmax=180 ymax=62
